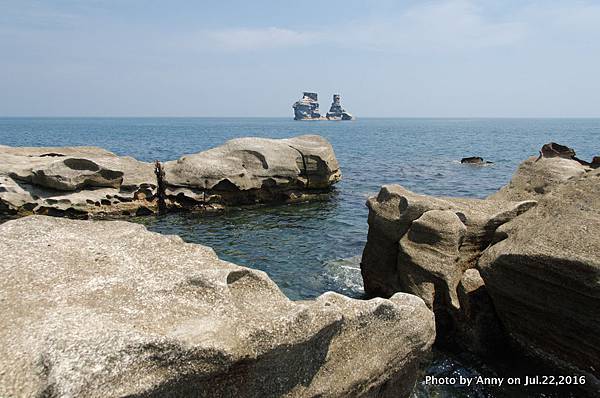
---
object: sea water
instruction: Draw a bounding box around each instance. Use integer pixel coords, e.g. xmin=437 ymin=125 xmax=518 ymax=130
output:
xmin=1 ymin=117 xmax=598 ymax=397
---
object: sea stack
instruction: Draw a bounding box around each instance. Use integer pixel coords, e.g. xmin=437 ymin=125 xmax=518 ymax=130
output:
xmin=326 ymin=94 xmax=354 ymax=120
xmin=292 ymin=92 xmax=322 ymax=120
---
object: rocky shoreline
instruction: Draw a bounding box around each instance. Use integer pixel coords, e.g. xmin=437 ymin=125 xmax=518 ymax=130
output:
xmin=361 ymin=143 xmax=599 ymax=393
xmin=0 ymin=139 xmax=598 ymax=397
xmin=0 ymin=135 xmax=341 ymax=220
xmin=0 ymin=216 xmax=434 ymax=397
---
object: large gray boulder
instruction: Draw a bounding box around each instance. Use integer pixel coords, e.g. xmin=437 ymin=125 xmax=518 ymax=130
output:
xmin=163 ymin=135 xmax=340 ymax=208
xmin=0 ymin=216 xmax=434 ymax=398
xmin=360 ymin=184 xmax=534 ymax=354
xmin=0 ymin=135 xmax=341 ymax=219
xmin=479 ymin=167 xmax=600 ymax=385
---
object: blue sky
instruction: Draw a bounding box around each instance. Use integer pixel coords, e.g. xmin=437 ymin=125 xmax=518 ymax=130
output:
xmin=1 ymin=0 xmax=600 ymax=117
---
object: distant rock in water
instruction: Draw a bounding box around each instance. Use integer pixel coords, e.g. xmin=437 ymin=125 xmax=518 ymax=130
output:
xmin=461 ymin=156 xmax=493 ymax=165
xmin=292 ymin=92 xmax=322 ymax=120
xmin=326 ymin=94 xmax=354 ymax=121
xmin=292 ymin=92 xmax=354 ymax=120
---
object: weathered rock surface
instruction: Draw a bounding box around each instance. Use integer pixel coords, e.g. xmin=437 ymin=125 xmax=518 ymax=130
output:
xmin=0 ymin=216 xmax=434 ymax=398
xmin=479 ymin=167 xmax=600 ymax=384
xmin=489 ymin=142 xmax=592 ymax=201
xmin=163 ymin=135 xmax=341 ymax=209
xmin=361 ymin=142 xmax=600 ymax=383
xmin=0 ymin=135 xmax=341 ymax=219
xmin=360 ymin=184 xmax=534 ymax=354
xmin=0 ymin=146 xmax=157 ymax=218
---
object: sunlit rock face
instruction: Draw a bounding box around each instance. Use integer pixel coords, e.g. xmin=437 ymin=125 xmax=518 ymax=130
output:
xmin=292 ymin=92 xmax=322 ymax=120
xmin=0 ymin=216 xmax=435 ymax=398
xmin=0 ymin=145 xmax=157 ymax=219
xmin=479 ymin=166 xmax=600 ymax=386
xmin=326 ymin=94 xmax=354 ymax=121
xmin=360 ymin=184 xmax=534 ymax=355
xmin=163 ymin=135 xmax=342 ymax=210
xmin=360 ymin=142 xmax=600 ymax=387
xmin=0 ymin=135 xmax=341 ymax=219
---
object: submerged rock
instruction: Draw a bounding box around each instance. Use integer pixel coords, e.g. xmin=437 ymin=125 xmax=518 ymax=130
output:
xmin=460 ymin=156 xmax=492 ymax=165
xmin=0 ymin=135 xmax=341 ymax=219
xmin=0 ymin=216 xmax=435 ymax=397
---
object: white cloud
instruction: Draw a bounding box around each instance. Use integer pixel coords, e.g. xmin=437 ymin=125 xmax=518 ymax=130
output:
xmin=331 ymin=0 xmax=527 ymax=52
xmin=203 ymin=27 xmax=318 ymax=51
xmin=195 ymin=1 xmax=526 ymax=53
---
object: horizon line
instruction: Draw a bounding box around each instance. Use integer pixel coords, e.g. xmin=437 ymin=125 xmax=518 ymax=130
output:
xmin=2 ymin=116 xmax=600 ymax=119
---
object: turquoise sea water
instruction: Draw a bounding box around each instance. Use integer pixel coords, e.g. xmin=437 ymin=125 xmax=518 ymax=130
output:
xmin=1 ymin=117 xmax=598 ymax=397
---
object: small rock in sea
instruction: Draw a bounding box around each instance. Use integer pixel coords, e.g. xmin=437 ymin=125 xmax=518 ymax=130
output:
xmin=591 ymin=156 xmax=600 ymax=168
xmin=460 ymin=156 xmax=493 ymax=165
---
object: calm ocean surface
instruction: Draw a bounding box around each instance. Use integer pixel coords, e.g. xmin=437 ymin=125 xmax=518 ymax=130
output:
xmin=1 ymin=117 xmax=598 ymax=397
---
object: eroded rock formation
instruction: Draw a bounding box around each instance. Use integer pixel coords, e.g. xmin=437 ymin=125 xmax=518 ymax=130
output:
xmin=326 ymin=94 xmax=354 ymax=120
xmin=479 ymin=166 xmax=600 ymax=385
xmin=0 ymin=145 xmax=157 ymax=218
xmin=360 ymin=142 xmax=599 ymax=385
xmin=0 ymin=135 xmax=341 ymax=219
xmin=163 ymin=135 xmax=341 ymax=211
xmin=489 ymin=143 xmax=590 ymax=201
xmin=0 ymin=216 xmax=435 ymax=398
xmin=292 ymin=92 xmax=322 ymax=120
xmin=360 ymin=184 xmax=534 ymax=354
xmin=292 ymin=93 xmax=354 ymax=120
